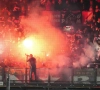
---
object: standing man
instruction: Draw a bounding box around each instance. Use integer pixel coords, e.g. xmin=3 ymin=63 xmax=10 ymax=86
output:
xmin=27 ymin=54 xmax=36 ymax=81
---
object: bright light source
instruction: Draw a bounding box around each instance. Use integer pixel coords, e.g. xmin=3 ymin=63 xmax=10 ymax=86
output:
xmin=46 ymin=53 xmax=50 ymax=57
xmin=23 ymin=39 xmax=33 ymax=48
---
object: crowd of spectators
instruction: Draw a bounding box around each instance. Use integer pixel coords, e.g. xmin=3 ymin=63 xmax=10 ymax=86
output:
xmin=41 ymin=0 xmax=100 ymax=67
xmin=0 ymin=0 xmax=30 ymax=42
xmin=40 ymin=0 xmax=100 ymax=43
xmin=0 ymin=0 xmax=32 ymax=68
xmin=40 ymin=0 xmax=100 ymax=11
xmin=0 ymin=0 xmax=100 ymax=68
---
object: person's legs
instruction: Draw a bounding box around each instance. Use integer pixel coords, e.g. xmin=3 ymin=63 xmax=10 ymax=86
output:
xmin=32 ymin=67 xmax=37 ymax=81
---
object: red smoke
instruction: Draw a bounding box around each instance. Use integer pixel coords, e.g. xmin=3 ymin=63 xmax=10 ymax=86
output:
xmin=0 ymin=2 xmax=96 ymax=82
xmin=19 ymin=11 xmax=69 ymax=68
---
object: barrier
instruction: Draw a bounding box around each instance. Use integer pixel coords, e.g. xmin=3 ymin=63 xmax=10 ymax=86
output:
xmin=0 ymin=67 xmax=100 ymax=86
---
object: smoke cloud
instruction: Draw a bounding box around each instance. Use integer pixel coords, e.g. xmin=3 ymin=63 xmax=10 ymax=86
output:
xmin=0 ymin=1 xmax=96 ymax=82
xmin=73 ymin=43 xmax=96 ymax=68
xmin=18 ymin=1 xmax=97 ymax=82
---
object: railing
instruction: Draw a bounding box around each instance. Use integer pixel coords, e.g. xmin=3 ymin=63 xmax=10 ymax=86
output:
xmin=0 ymin=67 xmax=100 ymax=86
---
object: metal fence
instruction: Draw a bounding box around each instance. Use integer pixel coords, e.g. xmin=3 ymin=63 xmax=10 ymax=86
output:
xmin=0 ymin=67 xmax=100 ymax=86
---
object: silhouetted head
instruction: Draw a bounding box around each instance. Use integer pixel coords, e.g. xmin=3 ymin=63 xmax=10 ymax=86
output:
xmin=30 ymin=54 xmax=33 ymax=57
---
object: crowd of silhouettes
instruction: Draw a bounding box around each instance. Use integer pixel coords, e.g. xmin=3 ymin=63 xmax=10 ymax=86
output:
xmin=0 ymin=0 xmax=100 ymax=68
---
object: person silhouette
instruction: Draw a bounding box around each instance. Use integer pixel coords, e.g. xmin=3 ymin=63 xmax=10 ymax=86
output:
xmin=27 ymin=54 xmax=36 ymax=81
